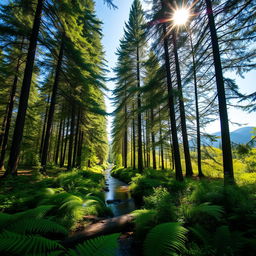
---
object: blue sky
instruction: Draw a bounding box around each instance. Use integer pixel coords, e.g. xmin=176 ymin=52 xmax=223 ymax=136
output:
xmin=95 ymin=0 xmax=256 ymax=139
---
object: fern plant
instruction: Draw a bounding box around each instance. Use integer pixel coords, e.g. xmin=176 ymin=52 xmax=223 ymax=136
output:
xmin=190 ymin=224 xmax=247 ymax=256
xmin=68 ymin=233 xmax=120 ymax=256
xmin=132 ymin=209 xmax=157 ymax=238
xmin=0 ymin=231 xmax=64 ymax=255
xmin=181 ymin=202 xmax=224 ymax=223
xmin=143 ymin=222 xmax=188 ymax=256
xmin=0 ymin=205 xmax=54 ymax=231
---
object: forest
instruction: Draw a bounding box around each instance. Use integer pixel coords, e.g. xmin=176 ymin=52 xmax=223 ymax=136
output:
xmin=0 ymin=0 xmax=255 ymax=255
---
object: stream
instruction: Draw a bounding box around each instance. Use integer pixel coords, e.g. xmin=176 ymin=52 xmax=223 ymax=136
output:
xmin=104 ymin=167 xmax=137 ymax=256
xmin=104 ymin=167 xmax=136 ymax=217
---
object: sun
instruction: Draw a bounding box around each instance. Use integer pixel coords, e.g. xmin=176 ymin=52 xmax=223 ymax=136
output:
xmin=172 ymin=8 xmax=190 ymax=26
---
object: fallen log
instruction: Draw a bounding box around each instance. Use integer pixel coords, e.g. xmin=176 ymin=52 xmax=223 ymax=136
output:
xmin=62 ymin=213 xmax=135 ymax=248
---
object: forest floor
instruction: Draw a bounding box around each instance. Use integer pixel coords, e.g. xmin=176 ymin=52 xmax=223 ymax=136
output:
xmin=0 ymin=165 xmax=256 ymax=255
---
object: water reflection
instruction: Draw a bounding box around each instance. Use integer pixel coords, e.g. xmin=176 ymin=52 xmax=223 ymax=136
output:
xmin=104 ymin=168 xmax=136 ymax=217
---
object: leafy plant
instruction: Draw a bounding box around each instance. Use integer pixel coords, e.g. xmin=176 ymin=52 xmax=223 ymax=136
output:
xmin=132 ymin=209 xmax=157 ymax=238
xmin=144 ymin=187 xmax=176 ymax=222
xmin=0 ymin=231 xmax=64 ymax=255
xmin=68 ymin=233 xmax=120 ymax=256
xmin=190 ymin=224 xmax=248 ymax=256
xmin=182 ymin=203 xmax=224 ymax=223
xmin=143 ymin=222 xmax=188 ymax=256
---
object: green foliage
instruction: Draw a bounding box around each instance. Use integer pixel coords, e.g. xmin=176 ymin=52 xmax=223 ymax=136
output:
xmin=132 ymin=209 xmax=157 ymax=238
xmin=115 ymin=153 xmax=123 ymax=167
xmin=143 ymin=222 xmax=188 ymax=256
xmin=190 ymin=224 xmax=249 ymax=256
xmin=181 ymin=203 xmax=224 ymax=226
xmin=111 ymin=166 xmax=140 ymax=183
xmin=144 ymin=187 xmax=176 ymax=222
xmin=0 ymin=231 xmax=64 ymax=255
xmin=8 ymin=219 xmax=68 ymax=236
xmin=68 ymin=233 xmax=120 ymax=256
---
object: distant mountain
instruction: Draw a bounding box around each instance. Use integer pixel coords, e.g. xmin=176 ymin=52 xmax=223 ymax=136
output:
xmin=192 ymin=126 xmax=255 ymax=148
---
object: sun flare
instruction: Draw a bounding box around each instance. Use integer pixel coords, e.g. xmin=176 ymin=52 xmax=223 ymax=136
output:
xmin=172 ymin=8 xmax=190 ymax=25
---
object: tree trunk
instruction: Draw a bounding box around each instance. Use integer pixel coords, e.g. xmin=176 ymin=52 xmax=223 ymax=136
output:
xmin=162 ymin=22 xmax=183 ymax=181
xmin=188 ymin=28 xmax=204 ymax=177
xmin=205 ymin=0 xmax=234 ymax=184
xmin=159 ymin=109 xmax=164 ymax=170
xmin=146 ymin=111 xmax=150 ymax=167
xmin=136 ymin=46 xmax=143 ymax=172
xmin=0 ymin=105 xmax=9 ymax=150
xmin=172 ymin=30 xmax=193 ymax=177
xmin=123 ymin=93 xmax=128 ymax=168
xmin=61 ymin=117 xmax=70 ymax=167
xmin=60 ymin=117 xmax=66 ymax=166
xmin=76 ymin=131 xmax=83 ymax=168
xmin=150 ymin=108 xmax=156 ymax=170
xmin=130 ymin=125 xmax=133 ymax=167
xmin=68 ymin=106 xmax=75 ymax=170
xmin=0 ymin=38 xmax=24 ymax=170
xmin=142 ymin=122 xmax=147 ymax=168
xmin=61 ymin=214 xmax=134 ymax=248
xmin=6 ymin=0 xmax=44 ymax=176
xmin=132 ymin=105 xmax=136 ymax=170
xmin=72 ymin=111 xmax=80 ymax=167
xmin=39 ymin=95 xmax=50 ymax=158
xmin=41 ymin=38 xmax=64 ymax=172
xmin=55 ymin=117 xmax=63 ymax=165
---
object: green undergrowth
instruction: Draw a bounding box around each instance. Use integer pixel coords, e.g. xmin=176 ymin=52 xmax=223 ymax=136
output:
xmin=112 ymin=166 xmax=256 ymax=255
xmin=0 ymin=166 xmax=122 ymax=255
xmin=0 ymin=167 xmax=113 ymax=230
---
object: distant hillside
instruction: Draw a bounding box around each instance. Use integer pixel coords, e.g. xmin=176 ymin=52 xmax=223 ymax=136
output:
xmin=193 ymin=126 xmax=255 ymax=148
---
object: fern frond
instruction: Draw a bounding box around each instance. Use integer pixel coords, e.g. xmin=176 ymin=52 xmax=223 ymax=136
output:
xmin=0 ymin=205 xmax=54 ymax=231
xmin=83 ymin=195 xmax=106 ymax=208
xmin=189 ymin=224 xmax=211 ymax=245
xmin=0 ymin=213 xmax=13 ymax=230
xmin=0 ymin=231 xmax=64 ymax=255
xmin=183 ymin=203 xmax=224 ymax=221
xmin=143 ymin=222 xmax=188 ymax=256
xmin=132 ymin=209 xmax=157 ymax=234
xmin=15 ymin=205 xmax=54 ymax=219
xmin=68 ymin=233 xmax=120 ymax=256
xmin=8 ymin=219 xmax=68 ymax=236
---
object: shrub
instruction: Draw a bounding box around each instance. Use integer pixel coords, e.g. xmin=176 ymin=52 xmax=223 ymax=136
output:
xmin=144 ymin=187 xmax=176 ymax=223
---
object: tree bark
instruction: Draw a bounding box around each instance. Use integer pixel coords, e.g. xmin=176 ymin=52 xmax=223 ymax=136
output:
xmin=6 ymin=0 xmax=44 ymax=176
xmin=55 ymin=117 xmax=63 ymax=165
xmin=72 ymin=111 xmax=80 ymax=167
xmin=61 ymin=117 xmax=70 ymax=167
xmin=0 ymin=106 xmax=9 ymax=150
xmin=132 ymin=105 xmax=136 ymax=170
xmin=59 ymin=117 xmax=66 ymax=166
xmin=136 ymin=46 xmax=143 ymax=172
xmin=123 ymin=90 xmax=128 ymax=168
xmin=41 ymin=38 xmax=64 ymax=172
xmin=0 ymin=38 xmax=24 ymax=170
xmin=146 ymin=111 xmax=150 ymax=167
xmin=39 ymin=95 xmax=50 ymax=158
xmin=162 ymin=22 xmax=183 ymax=181
xmin=68 ymin=106 xmax=75 ymax=170
xmin=159 ymin=108 xmax=164 ymax=170
xmin=205 ymin=0 xmax=234 ymax=184
xmin=188 ymin=28 xmax=204 ymax=177
xmin=150 ymin=108 xmax=156 ymax=169
xmin=172 ymin=30 xmax=193 ymax=177
xmin=76 ymin=131 xmax=83 ymax=168
xmin=61 ymin=214 xmax=134 ymax=248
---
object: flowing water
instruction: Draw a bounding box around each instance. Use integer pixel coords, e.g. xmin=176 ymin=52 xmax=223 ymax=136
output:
xmin=104 ymin=167 xmax=136 ymax=217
